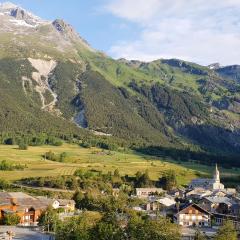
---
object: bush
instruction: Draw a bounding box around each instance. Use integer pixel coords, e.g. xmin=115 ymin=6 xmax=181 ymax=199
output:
xmin=0 ymin=160 xmax=26 ymax=171
xmin=0 ymin=178 xmax=10 ymax=189
xmin=18 ymin=142 xmax=28 ymax=150
xmin=2 ymin=213 xmax=21 ymax=225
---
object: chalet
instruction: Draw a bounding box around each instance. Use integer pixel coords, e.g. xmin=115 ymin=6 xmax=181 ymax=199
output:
xmin=174 ymin=203 xmax=211 ymax=227
xmin=136 ymin=188 xmax=164 ymax=198
xmin=0 ymin=192 xmax=48 ymax=226
xmin=0 ymin=192 xmax=76 ymax=226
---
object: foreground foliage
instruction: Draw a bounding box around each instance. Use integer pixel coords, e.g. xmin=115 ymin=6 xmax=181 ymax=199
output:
xmin=214 ymin=221 xmax=237 ymax=240
xmin=55 ymin=212 xmax=181 ymax=240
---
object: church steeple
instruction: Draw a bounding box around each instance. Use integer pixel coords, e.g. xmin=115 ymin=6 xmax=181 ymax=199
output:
xmin=214 ymin=163 xmax=220 ymax=183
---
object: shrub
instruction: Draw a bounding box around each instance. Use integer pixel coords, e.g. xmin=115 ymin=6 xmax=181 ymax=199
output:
xmin=2 ymin=213 xmax=21 ymax=225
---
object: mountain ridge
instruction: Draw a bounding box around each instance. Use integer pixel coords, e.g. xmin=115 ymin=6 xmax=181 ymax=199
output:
xmin=0 ymin=2 xmax=240 ymax=155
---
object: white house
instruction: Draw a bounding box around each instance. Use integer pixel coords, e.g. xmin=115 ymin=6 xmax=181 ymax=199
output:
xmin=174 ymin=203 xmax=211 ymax=227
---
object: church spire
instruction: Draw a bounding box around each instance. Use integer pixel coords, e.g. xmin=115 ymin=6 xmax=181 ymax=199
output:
xmin=214 ymin=163 xmax=220 ymax=183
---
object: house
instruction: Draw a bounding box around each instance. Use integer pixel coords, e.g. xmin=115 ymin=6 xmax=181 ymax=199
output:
xmin=213 ymin=213 xmax=240 ymax=230
xmin=58 ymin=199 xmax=75 ymax=212
xmin=0 ymin=192 xmax=48 ymax=226
xmin=174 ymin=203 xmax=211 ymax=227
xmin=136 ymin=188 xmax=164 ymax=198
xmin=157 ymin=196 xmax=176 ymax=216
xmin=0 ymin=192 xmax=76 ymax=226
xmin=186 ymin=188 xmax=212 ymax=200
xmin=199 ymin=196 xmax=236 ymax=214
xmin=168 ymin=188 xmax=185 ymax=198
xmin=37 ymin=197 xmax=75 ymax=212
xmin=36 ymin=197 xmax=59 ymax=209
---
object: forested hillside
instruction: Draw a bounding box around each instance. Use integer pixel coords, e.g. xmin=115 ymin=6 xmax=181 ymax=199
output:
xmin=0 ymin=3 xmax=240 ymax=158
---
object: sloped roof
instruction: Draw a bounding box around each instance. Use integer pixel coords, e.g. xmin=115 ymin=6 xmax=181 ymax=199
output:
xmin=0 ymin=192 xmax=48 ymax=210
xmin=157 ymin=197 xmax=176 ymax=207
xmin=136 ymin=188 xmax=163 ymax=192
xmin=204 ymin=196 xmax=234 ymax=205
xmin=176 ymin=203 xmax=211 ymax=216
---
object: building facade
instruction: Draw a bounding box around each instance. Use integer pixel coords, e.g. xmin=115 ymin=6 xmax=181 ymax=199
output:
xmin=136 ymin=188 xmax=164 ymax=198
xmin=174 ymin=203 xmax=211 ymax=227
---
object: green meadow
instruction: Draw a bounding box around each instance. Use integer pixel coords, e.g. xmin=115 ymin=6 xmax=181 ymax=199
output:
xmin=0 ymin=143 xmax=239 ymax=185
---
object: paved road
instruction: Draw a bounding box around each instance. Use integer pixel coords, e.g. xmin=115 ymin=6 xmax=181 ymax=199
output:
xmin=0 ymin=226 xmax=52 ymax=240
xmin=181 ymin=227 xmax=217 ymax=238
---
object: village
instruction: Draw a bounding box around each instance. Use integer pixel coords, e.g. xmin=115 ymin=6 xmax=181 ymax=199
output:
xmin=131 ymin=164 xmax=240 ymax=239
xmin=0 ymin=164 xmax=238 ymax=239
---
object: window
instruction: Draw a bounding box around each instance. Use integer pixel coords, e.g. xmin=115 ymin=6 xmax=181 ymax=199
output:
xmin=216 ymin=218 xmax=222 ymax=224
xmin=189 ymin=210 xmax=192 ymax=214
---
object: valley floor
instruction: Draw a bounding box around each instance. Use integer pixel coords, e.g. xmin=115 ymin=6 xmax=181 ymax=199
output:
xmin=0 ymin=143 xmax=239 ymax=185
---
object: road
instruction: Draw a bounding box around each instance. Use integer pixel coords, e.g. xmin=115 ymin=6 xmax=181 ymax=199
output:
xmin=0 ymin=226 xmax=52 ymax=240
xmin=181 ymin=227 xmax=217 ymax=239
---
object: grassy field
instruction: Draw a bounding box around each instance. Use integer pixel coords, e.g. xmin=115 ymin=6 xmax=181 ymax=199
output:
xmin=0 ymin=144 xmax=239 ymax=186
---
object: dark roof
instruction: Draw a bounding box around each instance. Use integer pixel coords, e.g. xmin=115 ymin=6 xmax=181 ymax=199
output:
xmin=176 ymin=203 xmax=212 ymax=216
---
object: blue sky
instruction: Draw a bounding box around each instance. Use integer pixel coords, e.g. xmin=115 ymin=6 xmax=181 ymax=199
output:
xmin=2 ymin=0 xmax=240 ymax=65
xmin=4 ymin=0 xmax=139 ymax=52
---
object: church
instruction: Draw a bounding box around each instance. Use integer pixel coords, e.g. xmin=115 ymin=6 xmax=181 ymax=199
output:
xmin=189 ymin=164 xmax=224 ymax=190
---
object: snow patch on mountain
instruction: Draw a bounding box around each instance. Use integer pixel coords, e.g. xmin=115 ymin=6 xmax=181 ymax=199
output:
xmin=0 ymin=2 xmax=48 ymax=27
xmin=9 ymin=19 xmax=35 ymax=28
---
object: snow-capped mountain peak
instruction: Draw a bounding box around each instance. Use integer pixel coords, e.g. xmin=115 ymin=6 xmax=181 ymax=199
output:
xmin=0 ymin=1 xmax=48 ymax=27
xmin=0 ymin=1 xmax=18 ymax=9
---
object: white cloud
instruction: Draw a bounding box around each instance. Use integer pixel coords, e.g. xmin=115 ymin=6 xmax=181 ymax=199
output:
xmin=105 ymin=0 xmax=240 ymax=65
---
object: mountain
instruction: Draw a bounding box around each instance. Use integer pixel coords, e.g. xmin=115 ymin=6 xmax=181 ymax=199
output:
xmin=0 ymin=2 xmax=240 ymax=154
